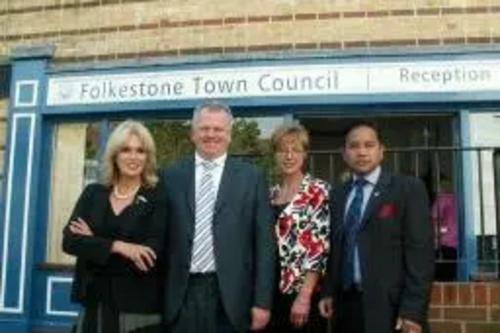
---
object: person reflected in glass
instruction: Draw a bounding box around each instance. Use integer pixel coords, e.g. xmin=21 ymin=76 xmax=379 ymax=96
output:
xmin=266 ymin=123 xmax=330 ymax=332
xmin=62 ymin=120 xmax=166 ymax=333
xmin=432 ymin=175 xmax=458 ymax=281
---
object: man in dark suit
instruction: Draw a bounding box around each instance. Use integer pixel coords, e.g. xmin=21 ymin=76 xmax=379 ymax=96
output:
xmin=162 ymin=101 xmax=276 ymax=332
xmin=319 ymin=121 xmax=434 ymax=333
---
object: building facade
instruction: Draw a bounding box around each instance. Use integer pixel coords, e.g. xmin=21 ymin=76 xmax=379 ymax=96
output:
xmin=1 ymin=1 xmax=500 ymax=332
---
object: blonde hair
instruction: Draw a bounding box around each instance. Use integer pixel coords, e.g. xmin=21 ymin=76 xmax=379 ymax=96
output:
xmin=271 ymin=123 xmax=310 ymax=153
xmin=102 ymin=120 xmax=158 ymax=187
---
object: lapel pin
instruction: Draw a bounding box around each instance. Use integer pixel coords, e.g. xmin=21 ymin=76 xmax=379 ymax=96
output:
xmin=374 ymin=191 xmax=380 ymax=197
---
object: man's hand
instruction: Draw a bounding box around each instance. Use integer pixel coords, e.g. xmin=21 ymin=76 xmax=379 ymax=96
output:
xmin=395 ymin=317 xmax=422 ymax=333
xmin=318 ymin=297 xmax=334 ymax=318
xmin=250 ymin=307 xmax=270 ymax=331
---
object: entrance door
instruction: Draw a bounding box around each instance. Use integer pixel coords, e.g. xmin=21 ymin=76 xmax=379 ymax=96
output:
xmin=300 ymin=114 xmax=454 ymax=186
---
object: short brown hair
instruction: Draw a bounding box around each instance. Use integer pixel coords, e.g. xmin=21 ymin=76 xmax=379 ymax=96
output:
xmin=271 ymin=123 xmax=309 ymax=153
xmin=192 ymin=100 xmax=234 ymax=130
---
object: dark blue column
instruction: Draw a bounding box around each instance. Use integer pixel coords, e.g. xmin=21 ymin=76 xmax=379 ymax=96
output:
xmin=0 ymin=45 xmax=53 ymax=332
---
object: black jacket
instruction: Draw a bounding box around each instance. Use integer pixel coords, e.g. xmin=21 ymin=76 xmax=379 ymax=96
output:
xmin=62 ymin=183 xmax=166 ymax=313
xmin=322 ymin=172 xmax=434 ymax=333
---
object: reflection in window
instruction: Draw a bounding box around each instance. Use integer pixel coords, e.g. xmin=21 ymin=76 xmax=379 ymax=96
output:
xmin=46 ymin=123 xmax=99 ymax=264
xmin=147 ymin=119 xmax=192 ymax=168
xmin=145 ymin=117 xmax=281 ymax=174
xmin=45 ymin=116 xmax=284 ymax=264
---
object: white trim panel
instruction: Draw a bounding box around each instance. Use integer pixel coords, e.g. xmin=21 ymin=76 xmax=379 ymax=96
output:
xmin=46 ymin=276 xmax=78 ymax=317
xmin=0 ymin=113 xmax=36 ymax=313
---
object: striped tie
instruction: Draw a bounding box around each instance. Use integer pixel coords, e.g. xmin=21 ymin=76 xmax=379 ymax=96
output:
xmin=342 ymin=178 xmax=367 ymax=288
xmin=191 ymin=161 xmax=217 ymax=272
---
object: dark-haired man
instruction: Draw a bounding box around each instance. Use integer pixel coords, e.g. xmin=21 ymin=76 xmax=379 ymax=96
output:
xmin=319 ymin=121 xmax=434 ymax=333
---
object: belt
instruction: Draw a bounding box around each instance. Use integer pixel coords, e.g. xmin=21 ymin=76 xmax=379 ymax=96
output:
xmin=189 ymin=272 xmax=216 ymax=279
xmin=343 ymin=283 xmax=363 ymax=293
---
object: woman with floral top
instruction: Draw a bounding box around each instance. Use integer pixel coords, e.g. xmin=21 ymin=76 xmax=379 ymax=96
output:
xmin=266 ymin=123 xmax=330 ymax=332
xmin=62 ymin=120 xmax=165 ymax=333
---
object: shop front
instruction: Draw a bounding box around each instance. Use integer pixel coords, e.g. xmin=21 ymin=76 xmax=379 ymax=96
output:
xmin=1 ymin=46 xmax=500 ymax=332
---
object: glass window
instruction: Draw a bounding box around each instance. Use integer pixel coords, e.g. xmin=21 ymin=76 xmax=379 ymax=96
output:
xmin=46 ymin=122 xmax=99 ymax=264
xmin=45 ymin=115 xmax=284 ymax=264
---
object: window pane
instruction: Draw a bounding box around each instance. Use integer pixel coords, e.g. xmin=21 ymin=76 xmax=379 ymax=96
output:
xmin=44 ymin=115 xmax=285 ymax=264
xmin=46 ymin=122 xmax=99 ymax=264
xmin=494 ymin=150 xmax=500 ymax=277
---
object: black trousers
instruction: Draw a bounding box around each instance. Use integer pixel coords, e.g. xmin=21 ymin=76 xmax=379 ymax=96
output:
xmin=167 ymin=273 xmax=238 ymax=333
xmin=336 ymin=287 xmax=364 ymax=333
xmin=435 ymin=246 xmax=458 ymax=281
xmin=265 ymin=291 xmax=327 ymax=332
xmin=73 ymin=303 xmax=162 ymax=333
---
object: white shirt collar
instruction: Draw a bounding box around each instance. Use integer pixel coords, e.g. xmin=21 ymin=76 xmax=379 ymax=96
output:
xmin=195 ymin=152 xmax=227 ymax=167
xmin=353 ymin=166 xmax=381 ymax=186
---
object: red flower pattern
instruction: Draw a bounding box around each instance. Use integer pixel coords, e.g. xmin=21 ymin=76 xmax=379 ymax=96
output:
xmin=270 ymin=174 xmax=330 ymax=294
xmin=278 ymin=215 xmax=293 ymax=237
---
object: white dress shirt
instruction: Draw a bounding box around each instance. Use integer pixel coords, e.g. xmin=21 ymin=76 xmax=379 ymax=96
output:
xmin=190 ymin=152 xmax=227 ymax=273
xmin=194 ymin=152 xmax=227 ymax=197
xmin=344 ymin=166 xmax=381 ymax=284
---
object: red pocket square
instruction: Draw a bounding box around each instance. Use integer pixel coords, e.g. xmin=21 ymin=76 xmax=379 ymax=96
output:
xmin=378 ymin=204 xmax=397 ymax=219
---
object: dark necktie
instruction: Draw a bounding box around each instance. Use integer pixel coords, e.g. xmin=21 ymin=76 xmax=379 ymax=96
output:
xmin=342 ymin=178 xmax=367 ymax=288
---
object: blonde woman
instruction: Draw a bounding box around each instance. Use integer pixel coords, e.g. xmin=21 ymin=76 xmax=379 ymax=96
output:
xmin=267 ymin=123 xmax=330 ymax=332
xmin=62 ymin=120 xmax=165 ymax=333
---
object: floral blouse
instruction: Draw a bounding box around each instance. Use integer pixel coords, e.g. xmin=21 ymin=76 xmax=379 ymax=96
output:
xmin=270 ymin=174 xmax=330 ymax=294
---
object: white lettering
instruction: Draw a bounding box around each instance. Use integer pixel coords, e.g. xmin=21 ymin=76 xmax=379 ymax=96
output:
xmin=78 ymin=80 xmax=185 ymax=101
xmin=400 ymin=67 xmax=492 ymax=85
xmin=47 ymin=61 xmax=500 ymax=106
xmin=258 ymin=72 xmax=338 ymax=93
xmin=194 ymin=77 xmax=248 ymax=95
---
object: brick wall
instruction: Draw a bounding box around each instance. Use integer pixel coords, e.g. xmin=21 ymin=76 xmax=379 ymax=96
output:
xmin=0 ymin=0 xmax=499 ymax=63
xmin=430 ymin=282 xmax=500 ymax=333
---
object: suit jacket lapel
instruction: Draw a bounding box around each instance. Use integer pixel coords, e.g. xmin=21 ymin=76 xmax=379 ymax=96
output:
xmin=360 ymin=172 xmax=392 ymax=229
xmin=184 ymin=157 xmax=196 ymax=218
xmin=331 ymin=181 xmax=350 ymax=261
xmin=214 ymin=158 xmax=238 ymax=218
xmin=333 ymin=181 xmax=350 ymax=240
xmin=341 ymin=182 xmax=350 ymax=205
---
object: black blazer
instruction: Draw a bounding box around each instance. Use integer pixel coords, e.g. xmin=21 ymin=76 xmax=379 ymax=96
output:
xmin=323 ymin=172 xmax=434 ymax=333
xmin=162 ymin=156 xmax=276 ymax=331
xmin=62 ymin=183 xmax=166 ymax=313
